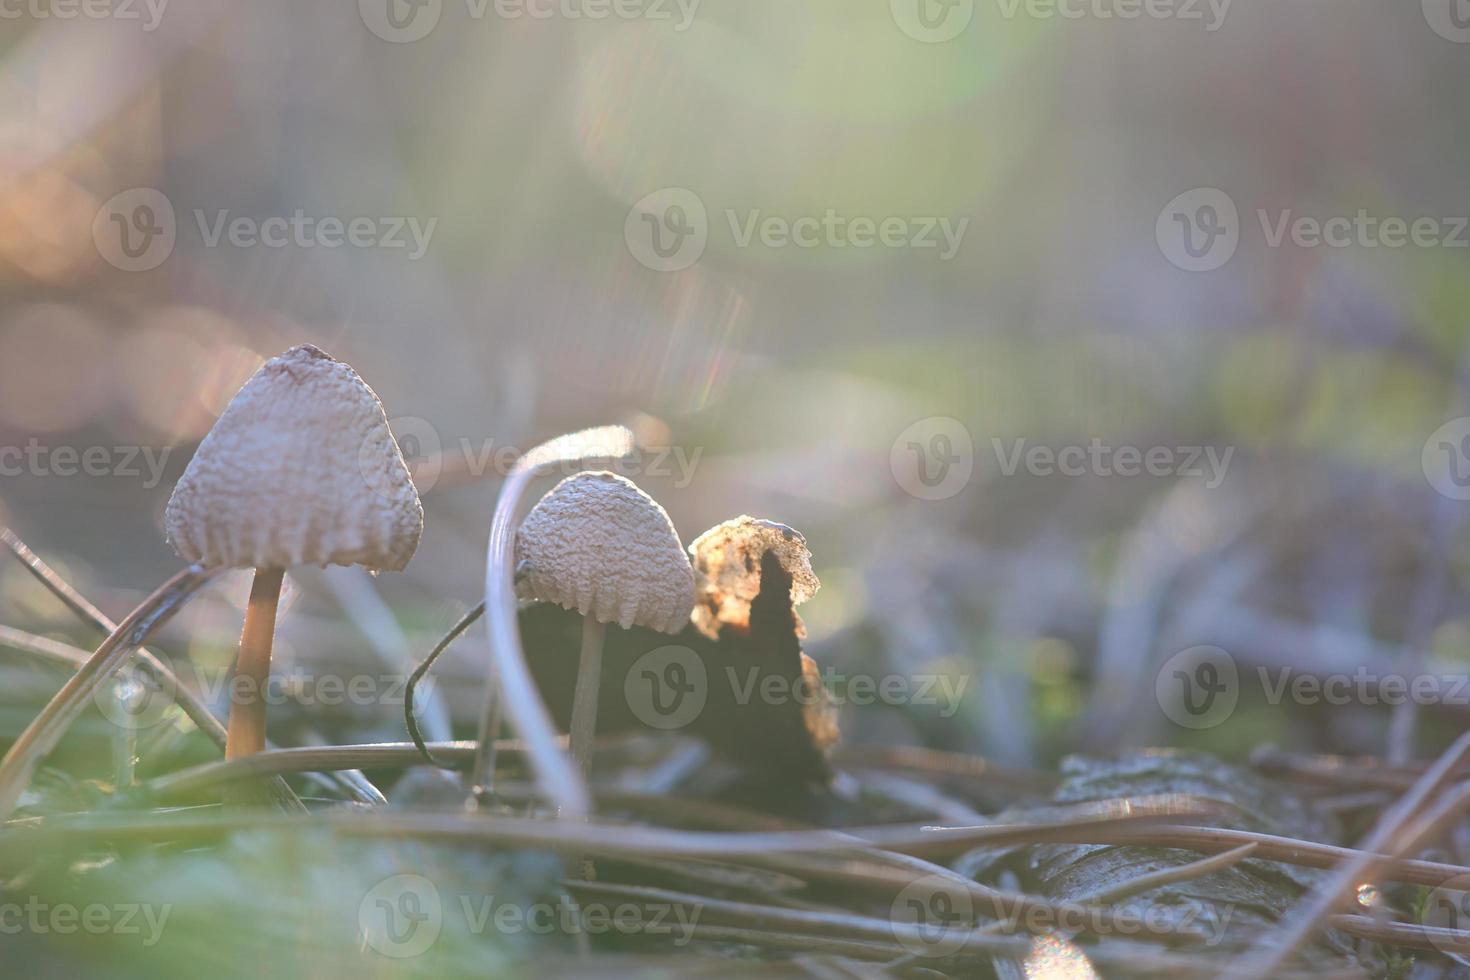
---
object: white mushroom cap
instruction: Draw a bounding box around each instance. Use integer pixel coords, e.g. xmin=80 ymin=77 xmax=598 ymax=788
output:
xmin=514 ymin=471 xmax=694 ymax=633
xmin=688 ymin=516 xmax=819 ymax=639
xmin=164 ymin=344 xmax=423 ymax=571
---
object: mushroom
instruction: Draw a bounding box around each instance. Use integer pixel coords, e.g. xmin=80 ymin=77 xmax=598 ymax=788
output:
xmin=164 ymin=344 xmax=423 ymax=766
xmin=512 ymin=514 xmax=838 ymax=786
xmin=688 ymin=516 xmax=836 ymax=769
xmin=688 ymin=515 xmax=819 ymax=639
xmin=515 ymin=470 xmax=694 ymax=774
xmin=474 ymin=425 xmax=635 ymax=816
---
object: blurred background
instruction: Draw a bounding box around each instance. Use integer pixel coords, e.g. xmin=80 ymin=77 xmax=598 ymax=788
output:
xmin=3 ymin=0 xmax=1470 ymax=774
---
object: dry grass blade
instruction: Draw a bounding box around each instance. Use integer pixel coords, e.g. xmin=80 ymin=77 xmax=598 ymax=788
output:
xmin=570 ymin=869 xmax=1217 ymax=952
xmin=651 ymin=923 xmax=914 ymax=963
xmin=474 ymin=425 xmax=635 ymax=816
xmin=0 ymin=807 xmax=1234 ymax=947
xmin=0 ymin=806 xmax=1211 ymax=861
xmin=2 ymin=528 xmax=105 ymax=624
xmin=2 ymin=530 xmax=229 ymax=747
xmin=1077 ymin=842 xmax=1258 ymax=906
xmin=134 ymin=755 xmax=1222 ymax=863
xmin=734 ymin=850 xmax=1214 ymax=947
xmin=559 ymin=789 xmax=1225 ymax=948
xmin=854 ymin=771 xmax=987 ymax=824
xmin=0 ymin=626 xmax=327 ymax=812
xmin=0 ymin=564 xmax=222 ymax=818
xmin=566 ymin=879 xmax=1039 ymax=956
xmin=540 ymin=787 xmax=1190 ymax=945
xmin=0 ymin=625 xmax=90 ymax=669
xmin=0 ymin=625 xmax=140 ymax=793
xmin=568 ymin=879 xmax=1252 ymax=968
xmin=147 ymin=739 xmax=502 ymax=798
xmin=916 ymin=820 xmax=1470 ymax=888
xmin=405 ymin=601 xmax=483 ymax=767
xmin=1401 ymin=781 xmax=1470 ymax=845
xmin=1252 ymin=746 xmax=1450 ymax=792
xmin=513 ymin=785 xmax=1470 ymax=890
xmin=1227 ymin=729 xmax=1470 ymax=978
xmin=2 ymin=529 xmax=378 ymax=807
xmin=1328 ymin=914 xmax=1470 ymax=954
xmin=831 ymin=743 xmax=1056 ymax=792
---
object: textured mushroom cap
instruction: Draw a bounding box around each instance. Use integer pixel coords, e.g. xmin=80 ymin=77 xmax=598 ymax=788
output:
xmin=164 ymin=345 xmax=423 ymax=571
xmin=688 ymin=516 xmax=819 ymax=639
xmin=515 ymin=471 xmax=694 ymax=633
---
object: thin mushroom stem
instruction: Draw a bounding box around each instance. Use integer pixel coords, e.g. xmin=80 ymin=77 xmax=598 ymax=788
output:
xmin=569 ymin=617 xmax=607 ymax=881
xmin=569 ymin=617 xmax=606 ymax=777
xmin=226 ymin=567 xmax=284 ymax=760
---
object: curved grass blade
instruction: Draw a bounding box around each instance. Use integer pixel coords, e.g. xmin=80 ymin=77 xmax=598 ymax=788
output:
xmin=474 ymin=425 xmax=635 ymax=817
xmin=405 ymin=602 xmax=483 ymax=767
xmin=2 ymin=529 xmax=377 ymax=807
xmin=0 ymin=564 xmax=222 ymax=818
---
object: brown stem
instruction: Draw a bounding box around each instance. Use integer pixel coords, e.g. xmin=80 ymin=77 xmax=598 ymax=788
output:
xmin=226 ymin=567 xmax=284 ymax=760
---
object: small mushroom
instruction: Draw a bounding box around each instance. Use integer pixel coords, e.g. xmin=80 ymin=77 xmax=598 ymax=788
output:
xmin=515 ymin=471 xmax=694 ymax=774
xmin=164 ymin=344 xmax=422 ymax=767
xmin=688 ymin=515 xmax=819 ymax=640
xmin=689 ymin=516 xmax=836 ymax=776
